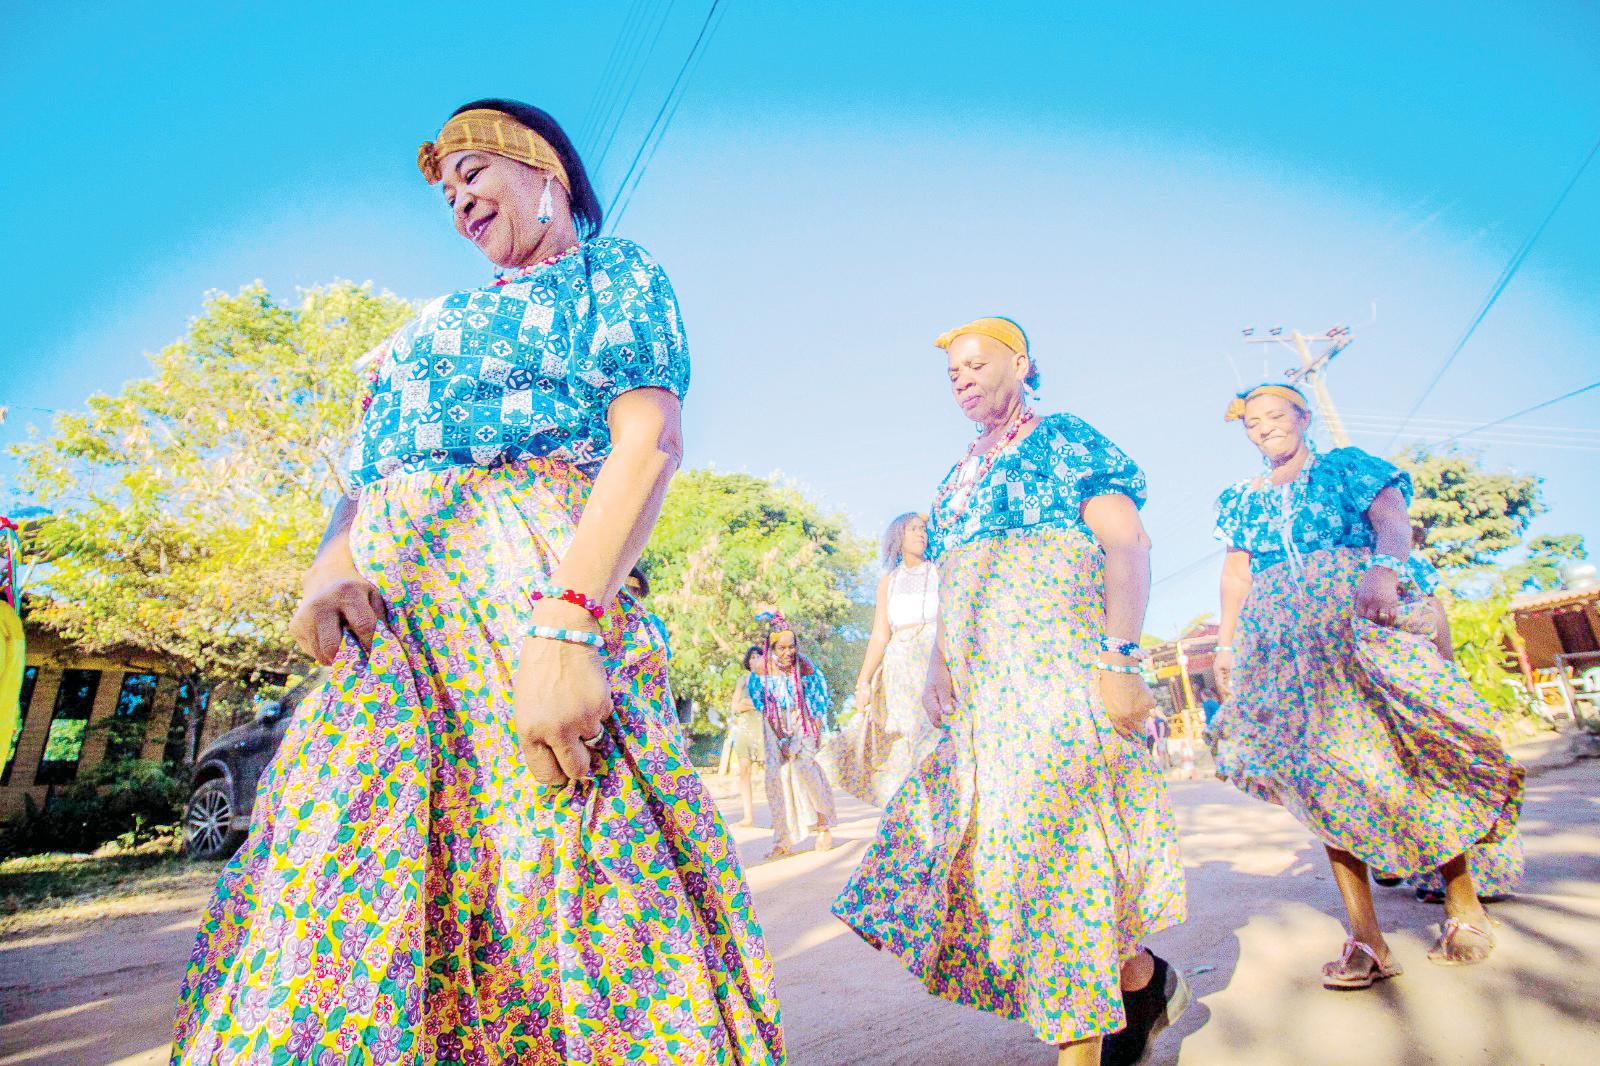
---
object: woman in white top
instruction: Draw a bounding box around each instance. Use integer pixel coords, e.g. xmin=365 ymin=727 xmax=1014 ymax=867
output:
xmin=822 ymin=513 xmax=942 ymax=806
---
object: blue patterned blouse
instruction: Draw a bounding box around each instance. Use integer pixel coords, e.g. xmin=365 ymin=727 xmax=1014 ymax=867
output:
xmin=748 ymin=665 xmax=832 ymax=735
xmin=346 ymin=238 xmax=688 ymax=489
xmin=1213 ymin=446 xmax=1411 ymax=572
xmin=927 ymin=412 xmax=1146 ymax=560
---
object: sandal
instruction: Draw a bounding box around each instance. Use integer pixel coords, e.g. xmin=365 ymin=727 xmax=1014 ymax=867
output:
xmin=1428 ymin=916 xmax=1495 ymax=966
xmin=1321 ymin=937 xmax=1403 ymax=990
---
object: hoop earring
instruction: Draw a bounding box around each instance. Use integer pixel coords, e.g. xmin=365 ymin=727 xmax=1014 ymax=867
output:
xmin=537 ymin=175 xmax=554 ymax=225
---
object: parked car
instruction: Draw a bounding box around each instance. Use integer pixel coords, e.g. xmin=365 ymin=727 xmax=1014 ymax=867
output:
xmin=183 ymin=671 xmax=323 ymax=859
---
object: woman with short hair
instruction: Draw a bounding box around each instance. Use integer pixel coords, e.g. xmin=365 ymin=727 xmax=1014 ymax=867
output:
xmin=1209 ymin=383 xmax=1523 ymax=988
xmin=834 ymin=317 xmax=1187 ymax=1066
xmin=172 ymin=99 xmax=782 ymax=1063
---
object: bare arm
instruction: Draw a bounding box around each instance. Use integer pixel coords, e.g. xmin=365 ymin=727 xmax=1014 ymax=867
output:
xmin=1082 ymin=494 xmax=1157 ymax=737
xmin=731 ymin=672 xmax=757 ymax=715
xmin=855 ymin=573 xmax=894 ymax=697
xmin=514 ymin=388 xmax=684 ymax=785
xmin=1084 ymin=494 xmax=1152 ymax=646
xmin=1215 ymin=549 xmax=1253 ymax=699
xmin=290 ymin=495 xmax=384 ymax=664
xmin=545 ymin=388 xmax=683 ymax=608
xmin=1355 ymin=485 xmax=1409 ymax=625
xmin=1429 ymin=595 xmax=1454 ymax=661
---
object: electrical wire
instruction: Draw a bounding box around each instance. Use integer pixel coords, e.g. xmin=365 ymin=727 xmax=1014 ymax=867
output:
xmin=574 ymin=0 xmax=653 ymax=151
xmin=591 ymin=0 xmax=680 ymax=176
xmin=1385 ymin=134 xmax=1600 ymax=449
xmin=604 ymin=0 xmax=727 ymax=231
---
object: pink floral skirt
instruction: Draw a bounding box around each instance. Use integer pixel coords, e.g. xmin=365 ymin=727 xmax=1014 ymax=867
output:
xmin=832 ymin=526 xmax=1186 ymax=1043
xmin=172 ymin=459 xmax=783 ymax=1065
xmin=1211 ymin=546 xmax=1523 ymax=878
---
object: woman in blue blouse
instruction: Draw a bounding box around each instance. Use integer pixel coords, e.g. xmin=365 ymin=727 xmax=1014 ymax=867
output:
xmin=749 ymin=614 xmax=838 ymax=858
xmin=1209 ymin=383 xmax=1522 ymax=989
xmin=833 ymin=318 xmax=1187 ymax=1066
xmin=173 ymin=100 xmax=782 ymax=1064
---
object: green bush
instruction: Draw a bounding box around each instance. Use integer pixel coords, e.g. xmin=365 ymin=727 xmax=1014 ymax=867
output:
xmin=0 ymin=757 xmax=187 ymax=858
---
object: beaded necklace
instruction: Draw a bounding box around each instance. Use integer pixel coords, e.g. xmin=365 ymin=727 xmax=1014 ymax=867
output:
xmin=932 ymin=406 xmax=1037 ymax=521
xmin=359 ymin=241 xmax=584 ymax=414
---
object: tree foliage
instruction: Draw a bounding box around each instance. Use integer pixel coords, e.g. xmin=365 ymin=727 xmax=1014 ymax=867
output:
xmin=1498 ymin=533 xmax=1588 ymax=594
xmin=639 ymin=470 xmax=873 ymax=720
xmin=12 ymin=283 xmax=412 ymax=679
xmin=1394 ymin=446 xmax=1545 ymax=572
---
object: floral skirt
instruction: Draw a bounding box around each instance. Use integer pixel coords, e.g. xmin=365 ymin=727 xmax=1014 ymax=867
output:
xmin=832 ymin=526 xmax=1186 ymax=1044
xmin=1210 ymin=546 xmax=1523 ymax=879
xmin=820 ymin=624 xmax=940 ymax=808
xmin=172 ymin=459 xmax=783 ymax=1065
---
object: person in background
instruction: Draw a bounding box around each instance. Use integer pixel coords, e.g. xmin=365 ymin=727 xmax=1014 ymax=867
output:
xmin=832 ymin=316 xmax=1187 ymax=1066
xmin=723 ymin=644 xmax=766 ymax=827
xmin=750 ymin=612 xmax=838 ymax=858
xmin=822 ymin=512 xmax=942 ymax=807
xmin=1210 ymin=382 xmax=1522 ymax=990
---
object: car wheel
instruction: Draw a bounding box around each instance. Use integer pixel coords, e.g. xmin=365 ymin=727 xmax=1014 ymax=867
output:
xmin=185 ymin=779 xmax=244 ymax=860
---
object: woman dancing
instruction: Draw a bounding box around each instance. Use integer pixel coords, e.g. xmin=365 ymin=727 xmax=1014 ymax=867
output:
xmin=172 ymin=100 xmax=782 ymax=1063
xmin=750 ymin=613 xmax=838 ymax=858
xmin=822 ymin=512 xmax=942 ymax=807
xmin=1209 ymin=383 xmax=1523 ymax=989
xmin=833 ymin=317 xmax=1187 ymax=1066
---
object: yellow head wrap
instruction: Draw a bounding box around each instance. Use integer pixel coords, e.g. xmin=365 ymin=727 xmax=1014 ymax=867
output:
xmin=417 ymin=109 xmax=571 ymax=191
xmin=1224 ymin=384 xmax=1311 ymax=422
xmin=934 ymin=316 xmax=1028 ymax=356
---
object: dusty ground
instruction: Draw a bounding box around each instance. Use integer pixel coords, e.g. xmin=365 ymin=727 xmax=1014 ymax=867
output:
xmin=2 ymin=740 xmax=1596 ymax=1065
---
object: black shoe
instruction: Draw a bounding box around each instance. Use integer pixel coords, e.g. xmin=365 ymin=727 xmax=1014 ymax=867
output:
xmin=1373 ymin=875 xmax=1403 ymax=887
xmin=1101 ymin=953 xmax=1192 ymax=1066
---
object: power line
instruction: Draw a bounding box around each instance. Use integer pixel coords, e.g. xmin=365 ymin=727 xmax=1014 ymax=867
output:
xmin=605 ymin=0 xmax=728 ymax=232
xmin=1152 ymin=548 xmax=1224 ymax=588
xmin=1429 ymin=380 xmax=1600 ymax=449
xmin=1386 ymin=134 xmax=1600 ymax=449
xmin=574 ymin=0 xmax=653 ymax=151
xmin=1342 ymin=410 xmax=1600 ymax=436
xmin=592 ymin=0 xmax=680 ymax=176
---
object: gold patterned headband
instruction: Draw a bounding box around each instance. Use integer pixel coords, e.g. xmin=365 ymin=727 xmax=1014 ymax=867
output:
xmin=417 ymin=108 xmax=571 ymax=191
xmin=934 ymin=316 xmax=1028 ymax=355
xmin=1225 ymin=384 xmax=1310 ymax=422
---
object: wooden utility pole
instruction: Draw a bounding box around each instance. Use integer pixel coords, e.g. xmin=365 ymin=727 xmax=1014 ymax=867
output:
xmin=1245 ymin=328 xmax=1353 ymax=447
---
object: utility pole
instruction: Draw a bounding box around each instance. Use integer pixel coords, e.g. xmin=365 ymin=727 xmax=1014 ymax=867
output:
xmin=1244 ymin=327 xmax=1353 ymax=447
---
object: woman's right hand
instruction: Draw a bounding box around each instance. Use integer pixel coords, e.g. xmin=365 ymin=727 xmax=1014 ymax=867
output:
xmin=289 ymin=547 xmax=386 ymax=665
xmin=1213 ymin=646 xmax=1235 ymax=700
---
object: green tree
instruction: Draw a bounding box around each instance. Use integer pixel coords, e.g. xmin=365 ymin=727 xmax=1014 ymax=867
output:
xmin=639 ymin=470 xmax=873 ymax=723
xmin=1394 ymin=447 xmax=1545 ymax=572
xmin=1498 ymin=533 xmax=1587 ymax=594
xmin=1444 ymin=593 xmax=1527 ymax=722
xmin=13 ymin=283 xmax=412 ymax=698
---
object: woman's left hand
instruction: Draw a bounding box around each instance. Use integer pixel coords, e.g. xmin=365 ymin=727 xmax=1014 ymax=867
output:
xmin=513 ymin=604 xmax=614 ymax=786
xmin=1098 ymin=670 xmax=1157 ymax=738
xmin=1354 ymin=567 xmax=1402 ymax=628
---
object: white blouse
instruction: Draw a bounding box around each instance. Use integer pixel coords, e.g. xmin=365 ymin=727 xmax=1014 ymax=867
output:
xmin=886 ymin=563 xmax=939 ymax=628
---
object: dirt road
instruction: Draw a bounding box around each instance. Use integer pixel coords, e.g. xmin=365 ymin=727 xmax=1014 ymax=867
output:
xmin=3 ymin=754 xmax=1597 ymax=1065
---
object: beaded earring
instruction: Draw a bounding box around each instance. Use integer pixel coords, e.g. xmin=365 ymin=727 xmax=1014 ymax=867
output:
xmin=536 ymin=175 xmax=554 ymax=225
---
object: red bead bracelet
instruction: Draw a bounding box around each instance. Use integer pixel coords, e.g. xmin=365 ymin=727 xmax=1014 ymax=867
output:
xmin=531 ymin=584 xmax=606 ymax=622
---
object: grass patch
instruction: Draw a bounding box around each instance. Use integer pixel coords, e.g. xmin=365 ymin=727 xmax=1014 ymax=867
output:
xmin=0 ymin=827 xmax=215 ymax=916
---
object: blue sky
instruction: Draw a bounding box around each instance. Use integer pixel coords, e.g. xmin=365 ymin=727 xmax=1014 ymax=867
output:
xmin=1 ymin=1 xmax=1596 ymax=635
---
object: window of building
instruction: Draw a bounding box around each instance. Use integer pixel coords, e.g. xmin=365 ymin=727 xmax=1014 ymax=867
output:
xmin=35 ymin=669 xmax=102 ymax=786
xmin=162 ymin=679 xmax=209 ymax=766
xmin=1 ymin=665 xmax=39 ymax=785
xmin=104 ymin=672 xmax=160 ymax=762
